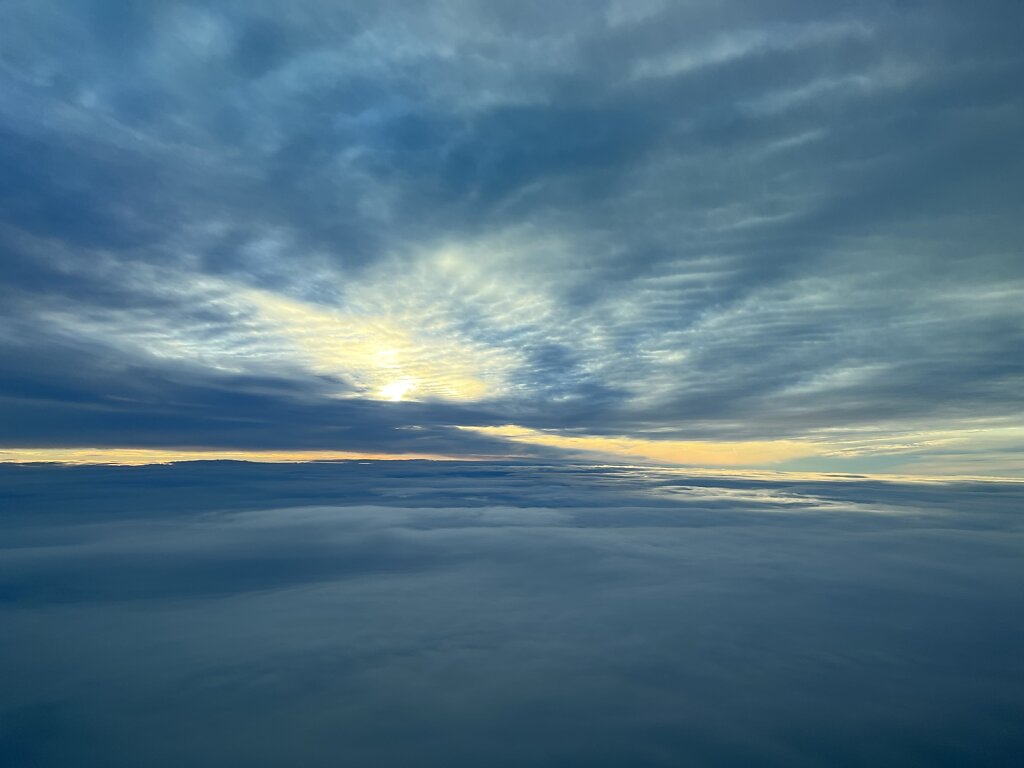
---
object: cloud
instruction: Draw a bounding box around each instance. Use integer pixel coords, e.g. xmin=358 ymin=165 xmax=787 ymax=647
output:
xmin=2 ymin=462 xmax=1023 ymax=766
xmin=460 ymin=424 xmax=817 ymax=467
xmin=0 ymin=0 xmax=1022 ymax=471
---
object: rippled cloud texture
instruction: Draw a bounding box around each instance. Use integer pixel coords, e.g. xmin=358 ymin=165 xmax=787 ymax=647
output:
xmin=2 ymin=461 xmax=1024 ymax=767
xmin=1 ymin=1 xmax=1023 ymax=473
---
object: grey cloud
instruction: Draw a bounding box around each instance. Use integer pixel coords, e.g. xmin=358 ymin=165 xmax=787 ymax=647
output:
xmin=0 ymin=0 xmax=1022 ymax=462
xmin=1 ymin=463 xmax=1023 ymax=766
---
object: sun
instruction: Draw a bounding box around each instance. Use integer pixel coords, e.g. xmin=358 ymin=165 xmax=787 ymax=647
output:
xmin=378 ymin=379 xmax=417 ymax=402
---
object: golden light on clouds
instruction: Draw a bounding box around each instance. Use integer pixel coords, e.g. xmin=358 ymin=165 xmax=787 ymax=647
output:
xmin=379 ymin=378 xmax=417 ymax=402
xmin=238 ymin=287 xmax=510 ymax=403
xmin=460 ymin=425 xmax=818 ymax=467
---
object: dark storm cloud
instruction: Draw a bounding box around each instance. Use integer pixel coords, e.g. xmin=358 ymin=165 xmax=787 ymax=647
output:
xmin=0 ymin=0 xmax=1022 ymax=464
xmin=1 ymin=463 xmax=1023 ymax=766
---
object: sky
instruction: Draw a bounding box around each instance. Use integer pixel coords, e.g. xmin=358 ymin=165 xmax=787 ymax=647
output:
xmin=1 ymin=0 xmax=1023 ymax=474
xmin=3 ymin=5 xmax=1024 ymax=763
xmin=2 ymin=461 xmax=1023 ymax=767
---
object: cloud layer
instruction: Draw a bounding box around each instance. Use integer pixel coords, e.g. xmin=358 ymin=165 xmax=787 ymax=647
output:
xmin=1 ymin=1 xmax=1022 ymax=472
xmin=2 ymin=461 xmax=1023 ymax=766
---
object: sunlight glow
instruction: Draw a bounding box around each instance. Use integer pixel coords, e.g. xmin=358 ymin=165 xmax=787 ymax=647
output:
xmin=239 ymin=288 xmax=506 ymax=403
xmin=379 ymin=379 xmax=417 ymax=402
xmin=459 ymin=425 xmax=818 ymax=467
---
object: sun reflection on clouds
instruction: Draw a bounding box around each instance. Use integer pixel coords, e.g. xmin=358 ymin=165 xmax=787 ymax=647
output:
xmin=226 ymin=233 xmax=576 ymax=405
xmin=379 ymin=378 xmax=417 ymax=402
xmin=88 ymin=248 xmax=524 ymax=403
xmin=25 ymin=242 xmax=538 ymax=406
xmin=236 ymin=286 xmax=510 ymax=403
xmin=460 ymin=424 xmax=818 ymax=467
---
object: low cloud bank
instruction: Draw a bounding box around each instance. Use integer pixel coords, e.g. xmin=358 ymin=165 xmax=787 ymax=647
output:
xmin=1 ymin=462 xmax=1022 ymax=767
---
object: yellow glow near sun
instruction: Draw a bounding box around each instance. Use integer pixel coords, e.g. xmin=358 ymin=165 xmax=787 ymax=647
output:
xmin=379 ymin=379 xmax=417 ymax=402
xmin=235 ymin=288 xmax=511 ymax=403
xmin=459 ymin=425 xmax=819 ymax=467
xmin=67 ymin=245 xmax=539 ymax=407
